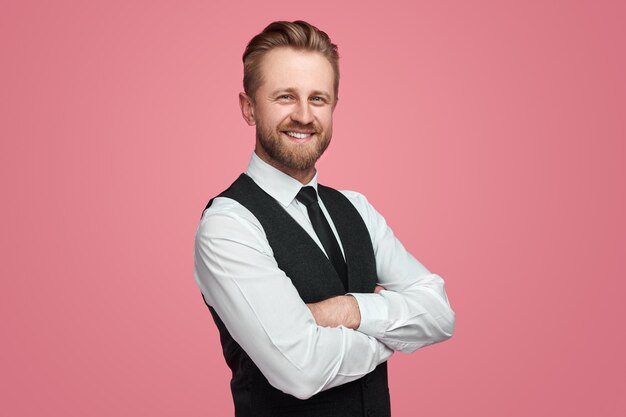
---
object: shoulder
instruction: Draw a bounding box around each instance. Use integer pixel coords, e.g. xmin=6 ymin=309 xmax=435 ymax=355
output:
xmin=336 ymin=189 xmax=378 ymax=226
xmin=337 ymin=189 xmax=371 ymax=206
xmin=336 ymin=189 xmax=392 ymax=237
xmin=196 ymin=196 xmax=265 ymax=243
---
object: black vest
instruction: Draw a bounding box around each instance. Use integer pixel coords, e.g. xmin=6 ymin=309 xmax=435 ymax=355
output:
xmin=203 ymin=174 xmax=391 ymax=417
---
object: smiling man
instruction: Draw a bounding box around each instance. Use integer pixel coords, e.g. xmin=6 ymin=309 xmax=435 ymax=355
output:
xmin=194 ymin=20 xmax=455 ymax=417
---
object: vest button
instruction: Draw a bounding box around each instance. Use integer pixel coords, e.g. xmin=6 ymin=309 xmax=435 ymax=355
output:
xmin=367 ymin=410 xmax=375 ymax=417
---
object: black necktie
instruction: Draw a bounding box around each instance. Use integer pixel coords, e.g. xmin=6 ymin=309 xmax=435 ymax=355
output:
xmin=296 ymin=186 xmax=348 ymax=291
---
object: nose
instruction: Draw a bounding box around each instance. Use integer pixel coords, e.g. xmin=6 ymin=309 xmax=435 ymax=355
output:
xmin=291 ymin=101 xmax=314 ymax=125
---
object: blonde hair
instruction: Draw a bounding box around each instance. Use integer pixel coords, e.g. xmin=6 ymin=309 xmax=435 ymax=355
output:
xmin=243 ymin=20 xmax=340 ymax=101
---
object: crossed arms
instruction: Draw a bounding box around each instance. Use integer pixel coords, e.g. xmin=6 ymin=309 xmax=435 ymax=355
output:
xmin=194 ymin=191 xmax=455 ymax=399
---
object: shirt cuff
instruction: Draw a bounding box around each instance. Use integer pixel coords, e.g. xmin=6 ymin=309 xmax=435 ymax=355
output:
xmin=348 ymin=292 xmax=389 ymax=339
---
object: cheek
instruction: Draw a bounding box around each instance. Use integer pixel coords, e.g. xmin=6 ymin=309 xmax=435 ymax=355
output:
xmin=320 ymin=113 xmax=333 ymax=130
xmin=313 ymin=107 xmax=332 ymax=121
xmin=260 ymin=109 xmax=291 ymax=127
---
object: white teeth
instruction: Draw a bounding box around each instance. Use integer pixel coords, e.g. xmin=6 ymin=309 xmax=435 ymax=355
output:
xmin=286 ymin=132 xmax=312 ymax=139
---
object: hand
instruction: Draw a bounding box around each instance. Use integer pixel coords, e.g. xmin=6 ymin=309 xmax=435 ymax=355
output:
xmin=374 ymin=285 xmax=385 ymax=294
xmin=307 ymin=295 xmax=361 ymax=330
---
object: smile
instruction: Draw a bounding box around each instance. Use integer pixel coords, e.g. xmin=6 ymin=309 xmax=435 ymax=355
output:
xmin=284 ymin=131 xmax=314 ymax=139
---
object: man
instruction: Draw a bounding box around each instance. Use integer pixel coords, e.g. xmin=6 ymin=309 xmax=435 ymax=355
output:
xmin=194 ymin=20 xmax=455 ymax=417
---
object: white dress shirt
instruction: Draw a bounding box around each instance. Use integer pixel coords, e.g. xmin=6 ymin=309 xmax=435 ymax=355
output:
xmin=194 ymin=153 xmax=455 ymax=400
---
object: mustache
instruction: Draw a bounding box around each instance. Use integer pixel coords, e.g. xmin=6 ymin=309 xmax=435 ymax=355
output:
xmin=280 ymin=122 xmax=320 ymax=133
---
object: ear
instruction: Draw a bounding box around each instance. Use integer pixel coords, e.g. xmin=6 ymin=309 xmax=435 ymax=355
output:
xmin=239 ymin=92 xmax=256 ymax=126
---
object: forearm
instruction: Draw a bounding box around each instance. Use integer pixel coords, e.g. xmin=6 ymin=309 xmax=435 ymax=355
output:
xmin=306 ymin=295 xmax=361 ymax=329
xmin=351 ymin=274 xmax=455 ymax=352
xmin=221 ymin=299 xmax=392 ymax=398
xmin=306 ymin=286 xmax=385 ymax=329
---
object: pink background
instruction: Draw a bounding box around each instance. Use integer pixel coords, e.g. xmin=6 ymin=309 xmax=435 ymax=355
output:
xmin=2 ymin=1 xmax=625 ymax=416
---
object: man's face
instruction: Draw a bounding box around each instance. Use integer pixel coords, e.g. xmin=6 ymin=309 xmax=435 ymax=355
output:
xmin=246 ymin=47 xmax=336 ymax=175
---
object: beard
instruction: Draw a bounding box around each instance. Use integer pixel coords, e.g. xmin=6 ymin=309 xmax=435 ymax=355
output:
xmin=256 ymin=120 xmax=332 ymax=172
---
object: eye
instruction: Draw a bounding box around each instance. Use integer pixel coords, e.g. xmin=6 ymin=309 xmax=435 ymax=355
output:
xmin=310 ymin=96 xmax=327 ymax=104
xmin=278 ymin=94 xmax=293 ymax=101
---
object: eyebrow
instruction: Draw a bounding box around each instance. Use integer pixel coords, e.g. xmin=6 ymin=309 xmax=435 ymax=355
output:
xmin=271 ymin=88 xmax=332 ymax=100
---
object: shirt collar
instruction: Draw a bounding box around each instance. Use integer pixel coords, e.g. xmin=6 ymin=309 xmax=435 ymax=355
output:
xmin=245 ymin=152 xmax=318 ymax=208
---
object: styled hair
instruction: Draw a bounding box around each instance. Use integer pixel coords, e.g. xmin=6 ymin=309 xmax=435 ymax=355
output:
xmin=242 ymin=20 xmax=340 ymax=101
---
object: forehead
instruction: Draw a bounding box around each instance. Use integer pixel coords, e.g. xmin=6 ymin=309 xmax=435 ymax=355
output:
xmin=257 ymin=47 xmax=334 ymax=95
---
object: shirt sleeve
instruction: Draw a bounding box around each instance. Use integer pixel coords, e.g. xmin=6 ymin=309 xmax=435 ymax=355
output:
xmin=194 ymin=197 xmax=393 ymax=400
xmin=343 ymin=191 xmax=456 ymax=353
